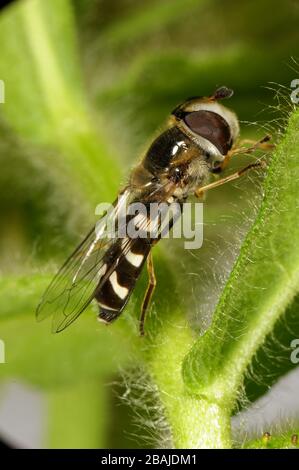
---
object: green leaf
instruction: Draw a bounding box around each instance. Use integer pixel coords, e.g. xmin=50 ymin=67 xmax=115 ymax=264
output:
xmin=0 ymin=0 xmax=120 ymax=206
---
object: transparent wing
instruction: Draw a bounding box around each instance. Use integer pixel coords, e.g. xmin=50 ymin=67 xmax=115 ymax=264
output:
xmin=36 ymin=189 xmax=132 ymax=333
xmin=37 ymin=178 xmax=179 ymax=334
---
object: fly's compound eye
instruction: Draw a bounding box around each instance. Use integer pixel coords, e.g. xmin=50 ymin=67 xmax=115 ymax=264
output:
xmin=184 ymin=110 xmax=232 ymax=155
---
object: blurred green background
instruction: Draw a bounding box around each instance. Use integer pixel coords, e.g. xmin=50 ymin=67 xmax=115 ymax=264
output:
xmin=0 ymin=0 xmax=298 ymax=448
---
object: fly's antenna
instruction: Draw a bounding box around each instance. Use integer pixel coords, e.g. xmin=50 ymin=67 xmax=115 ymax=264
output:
xmin=209 ymin=86 xmax=234 ymax=101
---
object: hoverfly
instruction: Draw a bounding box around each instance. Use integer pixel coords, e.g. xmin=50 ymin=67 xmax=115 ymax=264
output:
xmin=37 ymin=87 xmax=272 ymax=335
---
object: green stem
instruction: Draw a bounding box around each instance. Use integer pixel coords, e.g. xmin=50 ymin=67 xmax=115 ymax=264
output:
xmin=146 ymin=310 xmax=231 ymax=448
xmin=175 ymin=399 xmax=231 ymax=449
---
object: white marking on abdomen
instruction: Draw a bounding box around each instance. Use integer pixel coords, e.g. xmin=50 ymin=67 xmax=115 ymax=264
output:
xmin=125 ymin=250 xmax=144 ymax=268
xmin=109 ymin=271 xmax=128 ymax=300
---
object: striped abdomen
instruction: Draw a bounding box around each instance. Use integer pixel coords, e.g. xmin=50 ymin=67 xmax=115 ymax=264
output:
xmin=95 ymin=236 xmax=152 ymax=323
xmin=95 ymin=199 xmax=182 ymax=323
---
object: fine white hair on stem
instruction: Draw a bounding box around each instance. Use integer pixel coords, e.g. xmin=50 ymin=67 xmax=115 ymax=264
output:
xmin=110 ymin=366 xmax=172 ymax=448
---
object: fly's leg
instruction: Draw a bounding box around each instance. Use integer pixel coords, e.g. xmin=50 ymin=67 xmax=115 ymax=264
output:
xmin=139 ymin=250 xmax=156 ymax=336
xmin=237 ymin=136 xmax=274 ymax=152
xmin=214 ymin=135 xmax=274 ymax=173
xmin=195 ymin=161 xmax=266 ymax=197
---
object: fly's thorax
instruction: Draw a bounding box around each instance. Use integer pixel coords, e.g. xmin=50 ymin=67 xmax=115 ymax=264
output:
xmin=142 ymin=126 xmax=192 ymax=174
xmin=131 ymin=124 xmax=214 ymax=201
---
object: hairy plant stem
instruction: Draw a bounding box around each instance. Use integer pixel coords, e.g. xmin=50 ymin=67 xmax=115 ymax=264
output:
xmin=146 ymin=312 xmax=232 ymax=448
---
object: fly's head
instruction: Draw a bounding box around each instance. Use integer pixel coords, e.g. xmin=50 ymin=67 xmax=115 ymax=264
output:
xmin=171 ymin=86 xmax=240 ymax=172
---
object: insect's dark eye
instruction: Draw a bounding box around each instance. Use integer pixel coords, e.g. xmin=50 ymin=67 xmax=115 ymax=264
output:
xmin=184 ymin=110 xmax=232 ymax=155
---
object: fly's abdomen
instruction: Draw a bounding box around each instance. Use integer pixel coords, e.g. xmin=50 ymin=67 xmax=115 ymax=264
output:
xmin=95 ymin=197 xmax=182 ymax=323
xmin=95 ymin=237 xmax=152 ymax=323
